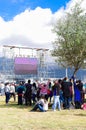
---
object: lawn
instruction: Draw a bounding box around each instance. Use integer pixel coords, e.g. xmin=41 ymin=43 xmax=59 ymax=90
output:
xmin=0 ymin=95 xmax=86 ymax=130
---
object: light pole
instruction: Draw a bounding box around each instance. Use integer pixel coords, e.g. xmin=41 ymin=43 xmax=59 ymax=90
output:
xmin=66 ymin=68 xmax=68 ymax=77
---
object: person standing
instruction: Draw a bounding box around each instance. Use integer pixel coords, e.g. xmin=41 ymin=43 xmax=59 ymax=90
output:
xmin=17 ymin=82 xmax=25 ymax=105
xmin=52 ymin=80 xmax=61 ymax=111
xmin=32 ymin=82 xmax=37 ymax=104
xmin=4 ymin=82 xmax=10 ymax=104
xmin=61 ymin=77 xmax=72 ymax=109
xmin=10 ymin=83 xmax=16 ymax=101
xmin=74 ymin=80 xmax=83 ymax=109
xmin=24 ymin=80 xmax=32 ymax=106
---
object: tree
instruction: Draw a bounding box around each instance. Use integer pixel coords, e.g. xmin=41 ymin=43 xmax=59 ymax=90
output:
xmin=51 ymin=1 xmax=86 ymax=76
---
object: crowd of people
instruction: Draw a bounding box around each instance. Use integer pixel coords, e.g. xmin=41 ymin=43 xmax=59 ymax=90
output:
xmin=0 ymin=76 xmax=86 ymax=111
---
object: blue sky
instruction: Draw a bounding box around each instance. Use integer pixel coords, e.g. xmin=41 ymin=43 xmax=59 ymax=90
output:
xmin=0 ymin=0 xmax=70 ymax=21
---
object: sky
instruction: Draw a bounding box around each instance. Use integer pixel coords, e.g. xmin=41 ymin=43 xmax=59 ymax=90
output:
xmin=0 ymin=0 xmax=86 ymax=50
xmin=0 ymin=0 xmax=70 ymax=21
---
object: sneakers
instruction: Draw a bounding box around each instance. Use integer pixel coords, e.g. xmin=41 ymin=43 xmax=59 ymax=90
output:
xmin=53 ymin=109 xmax=56 ymax=111
xmin=53 ymin=109 xmax=61 ymax=111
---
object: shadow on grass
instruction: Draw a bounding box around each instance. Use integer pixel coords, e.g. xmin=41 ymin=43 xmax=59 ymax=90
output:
xmin=0 ymin=95 xmax=33 ymax=110
xmin=74 ymin=113 xmax=86 ymax=117
xmin=0 ymin=101 xmax=32 ymax=110
xmin=0 ymin=104 xmax=29 ymax=109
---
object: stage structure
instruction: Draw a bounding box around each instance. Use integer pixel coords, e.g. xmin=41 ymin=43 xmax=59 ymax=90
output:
xmin=2 ymin=45 xmax=86 ymax=81
xmin=2 ymin=45 xmax=49 ymax=80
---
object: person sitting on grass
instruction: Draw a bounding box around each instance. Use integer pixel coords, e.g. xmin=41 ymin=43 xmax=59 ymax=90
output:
xmin=30 ymin=95 xmax=48 ymax=112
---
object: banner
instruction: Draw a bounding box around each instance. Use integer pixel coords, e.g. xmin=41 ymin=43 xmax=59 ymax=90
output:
xmin=14 ymin=57 xmax=38 ymax=74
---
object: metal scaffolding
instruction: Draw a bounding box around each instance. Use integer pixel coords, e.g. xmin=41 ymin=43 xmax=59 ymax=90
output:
xmin=1 ymin=45 xmax=49 ymax=80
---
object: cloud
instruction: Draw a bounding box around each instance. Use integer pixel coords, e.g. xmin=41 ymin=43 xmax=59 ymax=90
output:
xmin=66 ymin=0 xmax=86 ymax=12
xmin=0 ymin=7 xmax=56 ymax=49
xmin=0 ymin=0 xmax=86 ymax=51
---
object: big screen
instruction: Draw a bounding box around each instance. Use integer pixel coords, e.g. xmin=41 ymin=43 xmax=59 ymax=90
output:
xmin=14 ymin=57 xmax=38 ymax=74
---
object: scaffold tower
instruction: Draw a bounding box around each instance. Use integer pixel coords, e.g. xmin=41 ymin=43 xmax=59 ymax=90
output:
xmin=2 ymin=45 xmax=49 ymax=80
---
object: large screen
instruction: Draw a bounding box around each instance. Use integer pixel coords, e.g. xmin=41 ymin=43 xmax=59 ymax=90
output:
xmin=14 ymin=57 xmax=38 ymax=74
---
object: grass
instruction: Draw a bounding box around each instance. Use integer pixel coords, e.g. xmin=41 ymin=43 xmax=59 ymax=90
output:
xmin=0 ymin=95 xmax=86 ymax=130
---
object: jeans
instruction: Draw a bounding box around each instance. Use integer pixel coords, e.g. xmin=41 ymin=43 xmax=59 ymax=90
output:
xmin=52 ymin=95 xmax=61 ymax=110
xmin=64 ymin=96 xmax=71 ymax=109
xmin=32 ymin=104 xmax=45 ymax=112
xmin=5 ymin=92 xmax=10 ymax=104
xmin=18 ymin=95 xmax=23 ymax=105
